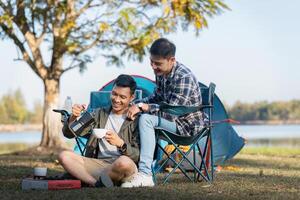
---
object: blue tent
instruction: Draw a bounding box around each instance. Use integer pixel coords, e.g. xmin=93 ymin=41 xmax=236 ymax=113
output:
xmin=87 ymin=75 xmax=245 ymax=164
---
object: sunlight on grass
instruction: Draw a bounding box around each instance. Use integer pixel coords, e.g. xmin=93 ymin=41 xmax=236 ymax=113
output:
xmin=0 ymin=143 xmax=34 ymax=155
xmin=240 ymin=146 xmax=300 ymax=156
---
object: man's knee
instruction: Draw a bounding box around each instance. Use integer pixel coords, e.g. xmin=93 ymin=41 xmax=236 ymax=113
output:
xmin=139 ymin=114 xmax=157 ymax=126
xmin=58 ymin=150 xmax=74 ymax=165
xmin=113 ymin=156 xmax=134 ymax=172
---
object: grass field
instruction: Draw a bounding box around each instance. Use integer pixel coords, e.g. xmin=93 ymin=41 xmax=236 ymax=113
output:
xmin=0 ymin=145 xmax=299 ymax=199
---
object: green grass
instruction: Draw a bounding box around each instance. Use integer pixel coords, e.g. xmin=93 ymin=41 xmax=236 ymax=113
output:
xmin=0 ymin=142 xmax=74 ymax=155
xmin=0 ymin=145 xmax=299 ymax=199
xmin=240 ymin=146 xmax=300 ymax=156
xmin=0 ymin=143 xmax=34 ymax=155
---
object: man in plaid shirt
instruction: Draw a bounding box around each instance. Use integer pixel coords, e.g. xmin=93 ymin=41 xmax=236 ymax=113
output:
xmin=122 ymin=38 xmax=204 ymax=188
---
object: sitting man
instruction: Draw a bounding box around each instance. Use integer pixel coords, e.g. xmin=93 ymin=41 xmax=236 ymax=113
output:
xmin=58 ymin=74 xmax=140 ymax=187
xmin=124 ymin=38 xmax=205 ymax=187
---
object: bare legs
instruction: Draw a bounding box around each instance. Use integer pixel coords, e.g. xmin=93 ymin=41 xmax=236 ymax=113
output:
xmin=58 ymin=150 xmax=137 ymax=186
xmin=108 ymin=155 xmax=137 ymax=183
xmin=58 ymin=151 xmax=96 ymax=185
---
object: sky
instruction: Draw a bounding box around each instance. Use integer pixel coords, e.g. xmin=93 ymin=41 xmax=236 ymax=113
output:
xmin=1 ymin=0 xmax=300 ymax=110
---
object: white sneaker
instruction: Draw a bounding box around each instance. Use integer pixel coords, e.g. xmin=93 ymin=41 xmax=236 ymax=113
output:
xmin=121 ymin=172 xmax=154 ymax=188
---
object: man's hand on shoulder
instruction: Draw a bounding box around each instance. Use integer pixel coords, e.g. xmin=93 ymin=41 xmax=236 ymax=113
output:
xmin=127 ymin=103 xmax=149 ymax=120
xmin=127 ymin=104 xmax=140 ymax=120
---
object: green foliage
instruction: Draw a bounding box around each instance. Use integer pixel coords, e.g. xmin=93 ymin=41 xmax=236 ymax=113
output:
xmin=0 ymin=89 xmax=42 ymax=124
xmin=228 ymin=100 xmax=300 ymax=121
xmin=0 ymin=0 xmax=229 ymax=68
xmin=0 ymin=0 xmax=228 ymax=145
xmin=27 ymin=100 xmax=43 ymax=124
xmin=0 ymin=89 xmax=28 ymax=124
xmin=0 ymin=143 xmax=31 ymax=155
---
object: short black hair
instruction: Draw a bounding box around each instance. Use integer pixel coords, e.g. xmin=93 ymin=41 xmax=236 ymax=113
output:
xmin=150 ymin=38 xmax=176 ymax=58
xmin=113 ymin=74 xmax=137 ymax=95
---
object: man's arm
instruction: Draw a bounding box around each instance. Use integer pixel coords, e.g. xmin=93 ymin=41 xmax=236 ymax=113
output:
xmin=119 ymin=121 xmax=140 ymax=163
xmin=121 ymin=134 xmax=140 ymax=163
xmin=168 ymin=75 xmax=199 ymax=105
xmin=134 ymin=76 xmax=164 ymax=112
xmin=127 ymin=86 xmax=163 ymax=120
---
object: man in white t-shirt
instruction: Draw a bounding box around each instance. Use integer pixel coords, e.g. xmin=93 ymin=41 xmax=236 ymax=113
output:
xmin=58 ymin=74 xmax=140 ymax=187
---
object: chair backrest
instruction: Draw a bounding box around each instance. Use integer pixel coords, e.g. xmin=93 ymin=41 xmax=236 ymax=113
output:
xmin=200 ymin=82 xmax=216 ymax=126
xmin=200 ymin=82 xmax=216 ymax=106
xmin=88 ymin=89 xmax=143 ymax=110
xmin=208 ymin=83 xmax=216 ymax=106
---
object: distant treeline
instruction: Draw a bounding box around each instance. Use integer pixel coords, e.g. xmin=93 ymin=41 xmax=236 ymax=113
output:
xmin=227 ymin=100 xmax=300 ymax=122
xmin=1 ymin=89 xmax=300 ymax=124
xmin=0 ymin=89 xmax=43 ymax=124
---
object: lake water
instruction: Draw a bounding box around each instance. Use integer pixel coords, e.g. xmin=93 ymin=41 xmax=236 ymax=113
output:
xmin=233 ymin=125 xmax=300 ymax=139
xmin=0 ymin=125 xmax=300 ymax=147
xmin=233 ymin=125 xmax=300 ymax=147
xmin=0 ymin=131 xmax=73 ymax=144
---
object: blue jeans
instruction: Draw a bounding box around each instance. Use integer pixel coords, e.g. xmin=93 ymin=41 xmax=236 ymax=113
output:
xmin=138 ymin=114 xmax=177 ymax=175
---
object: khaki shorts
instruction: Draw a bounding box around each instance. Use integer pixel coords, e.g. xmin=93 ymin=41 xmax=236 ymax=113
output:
xmin=82 ymin=157 xmax=114 ymax=180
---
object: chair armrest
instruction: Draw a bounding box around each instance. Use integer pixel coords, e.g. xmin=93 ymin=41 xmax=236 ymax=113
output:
xmin=53 ymin=109 xmax=71 ymax=123
xmin=158 ymin=102 xmax=212 ymax=116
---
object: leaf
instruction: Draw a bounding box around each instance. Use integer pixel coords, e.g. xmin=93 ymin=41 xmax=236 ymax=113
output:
xmin=0 ymin=14 xmax=14 ymax=28
xmin=164 ymin=5 xmax=171 ymax=16
xmin=79 ymin=61 xmax=87 ymax=73
xmin=99 ymin=22 xmax=110 ymax=32
xmin=67 ymin=43 xmax=78 ymax=53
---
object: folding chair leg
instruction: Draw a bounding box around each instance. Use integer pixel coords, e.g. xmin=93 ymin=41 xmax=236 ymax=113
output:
xmin=203 ymin=133 xmax=213 ymax=182
xmin=210 ymin=133 xmax=214 ymax=182
xmin=162 ymin=130 xmax=211 ymax=183
xmin=166 ymin=137 xmax=209 ymax=183
xmin=204 ymin=135 xmax=211 ymax=180
xmin=151 ymin=161 xmax=158 ymax=184
xmin=153 ymin=143 xmax=193 ymax=184
xmin=154 ymin=128 xmax=214 ymax=184
xmin=75 ymin=138 xmax=84 ymax=156
xmin=160 ymin=144 xmax=194 ymax=183
xmin=196 ymin=142 xmax=211 ymax=182
xmin=193 ymin=145 xmax=196 ymax=182
xmin=153 ymin=143 xmax=183 ymax=176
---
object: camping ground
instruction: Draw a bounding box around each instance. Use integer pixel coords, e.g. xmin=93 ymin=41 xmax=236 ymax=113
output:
xmin=0 ymin=146 xmax=299 ymax=199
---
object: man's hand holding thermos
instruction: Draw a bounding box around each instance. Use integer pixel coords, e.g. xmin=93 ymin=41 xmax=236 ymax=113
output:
xmin=69 ymin=104 xmax=86 ymax=122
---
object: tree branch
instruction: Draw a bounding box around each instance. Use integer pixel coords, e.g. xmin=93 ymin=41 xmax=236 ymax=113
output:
xmin=0 ymin=24 xmax=41 ymax=78
xmin=74 ymin=0 xmax=94 ymax=18
xmin=13 ymin=1 xmax=47 ymax=79
xmin=0 ymin=1 xmax=9 ymax=13
xmin=62 ymin=63 xmax=81 ymax=74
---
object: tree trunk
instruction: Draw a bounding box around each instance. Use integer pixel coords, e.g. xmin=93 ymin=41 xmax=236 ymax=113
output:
xmin=40 ymin=78 xmax=64 ymax=147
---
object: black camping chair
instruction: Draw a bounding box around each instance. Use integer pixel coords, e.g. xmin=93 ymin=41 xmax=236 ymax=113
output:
xmin=152 ymin=82 xmax=216 ymax=184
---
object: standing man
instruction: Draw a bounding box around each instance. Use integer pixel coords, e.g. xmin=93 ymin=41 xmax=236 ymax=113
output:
xmin=58 ymin=74 xmax=140 ymax=187
xmin=123 ymin=38 xmax=205 ymax=187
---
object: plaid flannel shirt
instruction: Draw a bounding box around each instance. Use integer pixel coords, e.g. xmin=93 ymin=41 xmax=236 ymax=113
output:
xmin=137 ymin=62 xmax=205 ymax=136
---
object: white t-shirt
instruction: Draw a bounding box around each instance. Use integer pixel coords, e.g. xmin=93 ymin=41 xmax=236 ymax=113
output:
xmin=97 ymin=112 xmax=126 ymax=159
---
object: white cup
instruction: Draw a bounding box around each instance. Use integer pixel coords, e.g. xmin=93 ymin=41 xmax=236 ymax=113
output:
xmin=93 ymin=128 xmax=107 ymax=139
xmin=33 ymin=167 xmax=47 ymax=177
